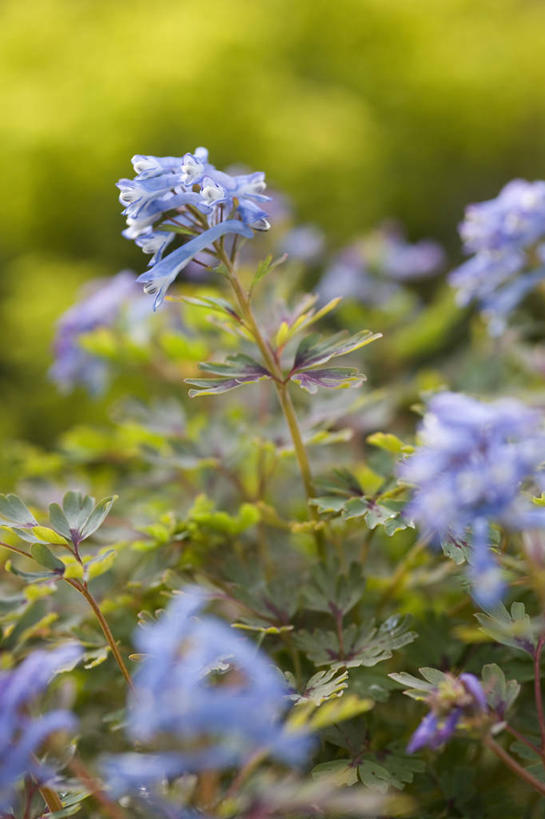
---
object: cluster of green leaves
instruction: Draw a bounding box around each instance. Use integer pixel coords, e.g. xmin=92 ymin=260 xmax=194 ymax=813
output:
xmin=3 ymin=206 xmax=545 ymax=818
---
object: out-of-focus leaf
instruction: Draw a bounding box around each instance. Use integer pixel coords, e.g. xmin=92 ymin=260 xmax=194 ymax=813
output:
xmin=0 ymin=494 xmax=37 ymax=528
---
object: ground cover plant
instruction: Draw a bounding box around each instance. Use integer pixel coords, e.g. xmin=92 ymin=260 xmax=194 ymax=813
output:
xmin=1 ymin=148 xmax=545 ymax=817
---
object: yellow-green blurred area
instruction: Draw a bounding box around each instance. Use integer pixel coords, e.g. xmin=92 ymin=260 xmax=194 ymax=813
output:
xmin=2 ymin=0 xmax=545 ymax=445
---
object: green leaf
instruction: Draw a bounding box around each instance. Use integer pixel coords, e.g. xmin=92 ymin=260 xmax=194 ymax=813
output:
xmin=481 ymin=663 xmax=521 ymax=715
xmin=475 ymin=601 xmax=536 ymax=654
xmin=441 ymin=537 xmax=471 ymax=565
xmin=62 ymin=492 xmax=95 ymax=531
xmin=30 ymin=543 xmax=65 ymax=572
xmin=79 ymin=496 xmax=117 ymax=539
xmin=292 ymin=694 xmax=374 ymax=730
xmin=310 ymin=496 xmax=349 ymax=514
xmin=49 ymin=790 xmax=91 ymax=818
xmin=48 ymin=503 xmax=73 ymax=540
xmin=186 ymin=354 xmax=271 ymax=397
xmin=302 ymin=560 xmax=365 ymax=617
xmin=366 ymin=432 xmax=413 ymax=455
xmin=291 ymin=367 xmax=365 ymax=393
xmin=295 ymin=616 xmax=417 ymax=669
xmin=84 ymin=548 xmax=117 ymax=581
xmin=358 ymin=747 xmax=426 ymax=792
xmin=358 ymin=760 xmax=395 ymax=793
xmin=388 ymin=671 xmax=436 ymax=692
xmin=184 ymin=294 xmax=238 ymax=315
xmin=6 ymin=561 xmax=58 ymax=581
xmin=288 ymin=668 xmax=349 ymax=706
xmin=32 ymin=526 xmax=69 ymax=546
xmin=312 ymin=759 xmax=359 ymax=787
xmin=293 ymin=329 xmax=382 ymax=371
xmin=0 ymin=493 xmax=37 ymax=527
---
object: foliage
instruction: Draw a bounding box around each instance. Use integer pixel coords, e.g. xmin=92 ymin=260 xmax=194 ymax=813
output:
xmin=2 ymin=127 xmax=545 ymax=819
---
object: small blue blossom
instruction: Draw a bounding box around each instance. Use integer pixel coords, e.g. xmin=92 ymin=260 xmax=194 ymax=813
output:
xmin=103 ymin=587 xmax=312 ymax=798
xmin=50 ymin=271 xmax=144 ymax=394
xmin=449 ymin=180 xmax=545 ymax=334
xmin=118 ymin=148 xmax=271 ymax=307
xmin=399 ymin=391 xmax=545 ymax=607
xmin=136 ymin=220 xmax=253 ymax=310
xmin=0 ymin=643 xmax=82 ymax=812
xmin=407 ymin=672 xmax=486 ymax=754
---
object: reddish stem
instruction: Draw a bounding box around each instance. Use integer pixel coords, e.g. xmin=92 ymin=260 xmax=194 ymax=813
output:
xmin=534 ymin=633 xmax=545 ymax=753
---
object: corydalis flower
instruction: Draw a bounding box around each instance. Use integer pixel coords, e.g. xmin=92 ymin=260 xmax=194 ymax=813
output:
xmin=398 ymin=392 xmax=545 ymax=607
xmin=404 ymin=672 xmax=487 ymax=754
xmin=318 ymin=224 xmax=444 ymax=306
xmin=102 ymin=587 xmax=312 ymax=798
xmin=50 ymin=271 xmax=143 ymax=394
xmin=117 ymin=148 xmax=270 ymax=309
xmin=0 ymin=643 xmax=82 ymax=812
xmin=136 ymin=220 xmax=252 ymax=310
xmin=449 ymin=179 xmax=545 ymax=335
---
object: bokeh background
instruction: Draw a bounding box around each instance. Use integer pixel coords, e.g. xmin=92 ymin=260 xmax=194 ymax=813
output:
xmin=2 ymin=0 xmax=545 ymax=446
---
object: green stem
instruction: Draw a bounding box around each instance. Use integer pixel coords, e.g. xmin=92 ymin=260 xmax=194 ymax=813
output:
xmin=65 ymin=579 xmax=134 ymax=692
xmin=219 ymin=250 xmax=325 ymax=556
xmin=484 ymin=735 xmax=545 ymax=797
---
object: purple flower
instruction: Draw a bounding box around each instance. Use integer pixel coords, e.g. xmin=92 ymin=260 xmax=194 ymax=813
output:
xmin=102 ymin=587 xmax=312 ymax=797
xmin=399 ymin=391 xmax=545 ymax=606
xmin=318 ymin=225 xmax=444 ymax=307
xmin=407 ymin=710 xmax=462 ymax=753
xmin=50 ymin=271 xmax=143 ymax=394
xmin=0 ymin=644 xmax=82 ymax=812
xmin=280 ymin=225 xmax=325 ymax=263
xmin=117 ymin=148 xmax=271 ymax=306
xmin=449 ymin=180 xmax=545 ymax=334
xmin=407 ymin=672 xmax=487 ymax=754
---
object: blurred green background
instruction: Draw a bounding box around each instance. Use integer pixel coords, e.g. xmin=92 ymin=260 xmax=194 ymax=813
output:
xmin=2 ymin=0 xmax=545 ymax=446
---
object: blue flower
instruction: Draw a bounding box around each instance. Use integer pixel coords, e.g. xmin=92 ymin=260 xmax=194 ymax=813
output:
xmin=50 ymin=271 xmax=143 ymax=394
xmin=102 ymin=587 xmax=312 ymax=798
xmin=136 ymin=220 xmax=253 ymax=310
xmin=407 ymin=672 xmax=486 ymax=754
xmin=0 ymin=643 xmax=82 ymax=812
xmin=117 ymin=148 xmax=271 ymax=306
xmin=317 ymin=224 xmax=444 ymax=306
xmin=399 ymin=391 xmax=545 ymax=607
xmin=449 ymin=180 xmax=545 ymax=334
xmin=279 ymin=225 xmax=325 ymax=263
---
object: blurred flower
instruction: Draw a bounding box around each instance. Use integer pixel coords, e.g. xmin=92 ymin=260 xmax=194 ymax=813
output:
xmin=0 ymin=643 xmax=81 ymax=812
xmin=450 ymin=179 xmax=545 ymax=334
xmin=407 ymin=672 xmax=487 ymax=753
xmin=399 ymin=391 xmax=545 ymax=606
xmin=318 ymin=224 xmax=444 ymax=306
xmin=50 ymin=271 xmax=145 ymax=394
xmin=280 ymin=225 xmax=325 ymax=263
xmin=118 ymin=148 xmax=271 ymax=307
xmin=103 ymin=587 xmax=312 ymax=797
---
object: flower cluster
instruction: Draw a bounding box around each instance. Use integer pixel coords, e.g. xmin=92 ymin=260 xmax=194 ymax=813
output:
xmin=0 ymin=643 xmax=81 ymax=812
xmin=449 ymin=179 xmax=545 ymax=334
xmin=117 ymin=148 xmax=270 ymax=309
xmin=103 ymin=587 xmax=312 ymax=799
xmin=50 ymin=271 xmax=143 ymax=394
xmin=405 ymin=672 xmax=487 ymax=753
xmin=399 ymin=392 xmax=545 ymax=606
xmin=318 ymin=224 xmax=444 ymax=307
